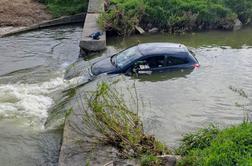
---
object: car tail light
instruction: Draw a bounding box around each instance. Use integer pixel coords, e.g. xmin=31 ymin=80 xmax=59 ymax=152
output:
xmin=193 ymin=64 xmax=200 ymax=68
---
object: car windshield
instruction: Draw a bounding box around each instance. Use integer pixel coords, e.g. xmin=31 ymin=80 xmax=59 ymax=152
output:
xmin=115 ymin=46 xmax=142 ymax=68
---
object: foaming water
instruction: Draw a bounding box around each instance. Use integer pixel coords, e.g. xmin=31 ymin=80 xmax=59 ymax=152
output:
xmin=0 ymin=75 xmax=81 ymax=127
xmin=0 ymin=25 xmax=82 ymax=165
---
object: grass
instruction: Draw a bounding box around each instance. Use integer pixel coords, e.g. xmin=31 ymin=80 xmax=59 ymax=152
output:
xmin=79 ymin=82 xmax=171 ymax=165
xmin=177 ymin=122 xmax=252 ymax=166
xmin=39 ymin=0 xmax=88 ymax=18
xmin=177 ymin=124 xmax=220 ymax=156
xmin=178 ymin=86 xmax=251 ymax=166
xmin=140 ymin=154 xmax=161 ymax=166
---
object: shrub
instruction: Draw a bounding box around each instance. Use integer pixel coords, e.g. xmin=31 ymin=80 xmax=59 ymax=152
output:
xmin=100 ymin=0 xmax=238 ymax=35
xmin=144 ymin=0 xmax=236 ymax=31
xmin=222 ymin=0 xmax=252 ymax=24
xmin=80 ymin=82 xmax=171 ymax=159
xmin=178 ymin=122 xmax=252 ymax=166
xmin=98 ymin=0 xmax=146 ymax=35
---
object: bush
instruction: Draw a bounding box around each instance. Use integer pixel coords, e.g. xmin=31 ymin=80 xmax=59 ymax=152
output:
xmin=98 ymin=0 xmax=146 ymax=35
xmin=178 ymin=122 xmax=252 ymax=166
xmin=144 ymin=0 xmax=236 ymax=31
xmin=100 ymin=0 xmax=238 ymax=35
xmin=222 ymin=0 xmax=252 ymax=24
xmin=80 ymin=82 xmax=171 ymax=160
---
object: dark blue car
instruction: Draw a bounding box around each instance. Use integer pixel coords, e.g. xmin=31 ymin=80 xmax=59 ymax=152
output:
xmin=90 ymin=43 xmax=199 ymax=76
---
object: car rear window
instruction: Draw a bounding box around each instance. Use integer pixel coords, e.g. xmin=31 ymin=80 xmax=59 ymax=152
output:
xmin=145 ymin=56 xmax=165 ymax=68
xmin=166 ymin=56 xmax=188 ymax=66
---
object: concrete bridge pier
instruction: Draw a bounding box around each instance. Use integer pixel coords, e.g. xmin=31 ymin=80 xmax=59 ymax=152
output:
xmin=79 ymin=0 xmax=106 ymax=55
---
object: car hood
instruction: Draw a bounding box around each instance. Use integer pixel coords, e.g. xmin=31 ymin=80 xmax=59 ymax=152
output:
xmin=91 ymin=57 xmax=117 ymax=76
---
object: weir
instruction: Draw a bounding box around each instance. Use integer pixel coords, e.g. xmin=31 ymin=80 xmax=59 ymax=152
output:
xmin=79 ymin=0 xmax=106 ymax=54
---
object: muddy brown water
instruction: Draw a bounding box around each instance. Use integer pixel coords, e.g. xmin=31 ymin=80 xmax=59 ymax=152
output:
xmin=0 ymin=26 xmax=252 ymax=165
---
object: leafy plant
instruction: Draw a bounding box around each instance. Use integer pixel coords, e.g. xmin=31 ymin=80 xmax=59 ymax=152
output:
xmin=222 ymin=0 xmax=252 ymax=24
xmin=100 ymin=0 xmax=240 ymax=35
xmin=80 ymin=82 xmax=171 ymax=159
xmin=98 ymin=0 xmax=145 ymax=35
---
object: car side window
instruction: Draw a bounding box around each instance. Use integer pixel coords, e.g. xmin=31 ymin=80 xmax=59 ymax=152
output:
xmin=166 ymin=56 xmax=188 ymax=66
xmin=134 ymin=56 xmax=165 ymax=70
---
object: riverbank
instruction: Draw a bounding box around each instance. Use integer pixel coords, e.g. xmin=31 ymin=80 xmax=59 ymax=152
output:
xmin=99 ymin=0 xmax=252 ymax=35
xmin=0 ymin=0 xmax=50 ymax=36
xmin=178 ymin=122 xmax=252 ymax=166
xmin=0 ymin=0 xmax=51 ymax=27
xmin=0 ymin=0 xmax=88 ymax=37
xmin=1 ymin=0 xmax=251 ymax=38
xmin=59 ymin=79 xmax=252 ymax=166
xmin=1 ymin=24 xmax=252 ymax=165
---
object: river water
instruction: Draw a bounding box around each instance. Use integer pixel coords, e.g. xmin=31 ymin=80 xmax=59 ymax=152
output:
xmin=0 ymin=26 xmax=252 ymax=165
xmin=0 ymin=26 xmax=82 ymax=166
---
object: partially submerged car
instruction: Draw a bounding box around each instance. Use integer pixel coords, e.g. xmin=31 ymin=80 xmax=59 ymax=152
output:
xmin=90 ymin=43 xmax=199 ymax=76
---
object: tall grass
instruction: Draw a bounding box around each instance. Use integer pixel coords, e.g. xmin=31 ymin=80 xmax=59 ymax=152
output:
xmin=79 ymin=82 xmax=171 ymax=161
xmin=177 ymin=122 xmax=252 ymax=166
xmin=229 ymin=86 xmax=251 ymax=122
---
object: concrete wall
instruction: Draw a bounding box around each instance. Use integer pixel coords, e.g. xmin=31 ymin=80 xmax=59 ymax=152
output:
xmin=79 ymin=0 xmax=106 ymax=53
xmin=0 ymin=13 xmax=85 ymax=38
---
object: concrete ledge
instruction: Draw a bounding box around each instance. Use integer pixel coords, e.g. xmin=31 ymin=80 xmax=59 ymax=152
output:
xmin=79 ymin=13 xmax=106 ymax=52
xmin=58 ymin=103 xmax=117 ymax=166
xmin=88 ymin=0 xmax=104 ymax=13
xmin=0 ymin=13 xmax=85 ymax=38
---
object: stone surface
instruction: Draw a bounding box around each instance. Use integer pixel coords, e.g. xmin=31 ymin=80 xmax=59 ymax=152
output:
xmin=148 ymin=27 xmax=159 ymax=33
xmin=233 ymin=18 xmax=242 ymax=31
xmin=79 ymin=13 xmax=106 ymax=52
xmin=58 ymin=104 xmax=118 ymax=166
xmin=80 ymin=0 xmax=106 ymax=53
xmin=159 ymin=155 xmax=181 ymax=166
xmin=88 ymin=0 xmax=104 ymax=13
xmin=0 ymin=26 xmax=26 ymax=37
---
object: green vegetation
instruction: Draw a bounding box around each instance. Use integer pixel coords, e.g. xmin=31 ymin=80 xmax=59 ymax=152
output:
xmin=38 ymin=0 xmax=88 ymax=17
xmin=177 ymin=122 xmax=252 ymax=166
xmin=99 ymin=0 xmax=252 ymax=35
xmin=223 ymin=0 xmax=252 ymax=24
xmin=140 ymin=154 xmax=161 ymax=166
xmin=81 ymin=82 xmax=170 ymax=165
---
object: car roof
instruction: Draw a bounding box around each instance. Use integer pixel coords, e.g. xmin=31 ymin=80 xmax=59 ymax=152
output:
xmin=137 ymin=43 xmax=188 ymax=57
